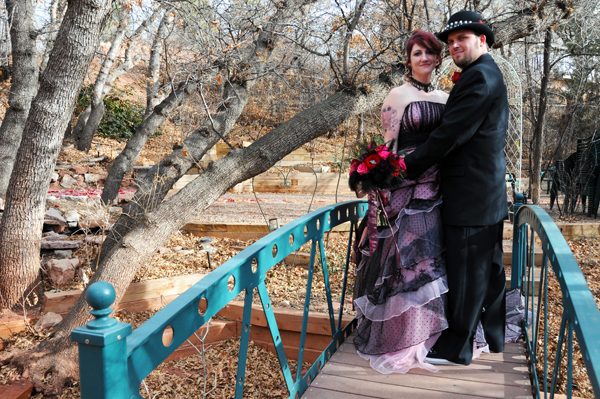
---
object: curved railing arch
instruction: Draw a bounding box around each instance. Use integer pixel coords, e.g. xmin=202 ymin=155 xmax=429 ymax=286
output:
xmin=512 ymin=204 xmax=600 ymax=398
xmin=72 ymin=200 xmax=368 ymax=399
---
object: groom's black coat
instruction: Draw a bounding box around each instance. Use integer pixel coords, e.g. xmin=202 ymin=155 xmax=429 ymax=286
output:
xmin=405 ymin=53 xmax=509 ymax=226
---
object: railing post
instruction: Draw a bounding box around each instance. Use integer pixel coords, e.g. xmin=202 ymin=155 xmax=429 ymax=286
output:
xmin=71 ymin=282 xmax=132 ymax=399
xmin=511 ymin=193 xmax=525 ymax=290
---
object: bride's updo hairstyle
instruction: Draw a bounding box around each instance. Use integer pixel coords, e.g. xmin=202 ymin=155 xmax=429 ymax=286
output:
xmin=405 ymin=30 xmax=443 ymax=80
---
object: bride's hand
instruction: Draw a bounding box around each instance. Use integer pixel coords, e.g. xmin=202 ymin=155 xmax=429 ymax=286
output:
xmin=356 ymin=189 xmax=367 ymax=198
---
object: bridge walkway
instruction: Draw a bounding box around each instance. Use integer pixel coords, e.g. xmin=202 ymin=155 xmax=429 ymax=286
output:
xmin=304 ymin=330 xmax=532 ymax=399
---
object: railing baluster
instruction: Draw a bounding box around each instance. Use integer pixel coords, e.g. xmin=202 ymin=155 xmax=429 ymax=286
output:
xmin=567 ymin=317 xmax=573 ymax=399
xmin=318 ymin=237 xmax=336 ymax=338
xmin=256 ymin=283 xmax=294 ymax=391
xmin=234 ymin=287 xmax=255 ymax=399
xmin=543 ymin=252 xmax=549 ymax=399
xmin=295 ymin=237 xmax=318 ymax=387
xmin=550 ymin=314 xmax=567 ymax=399
xmin=337 ymin=221 xmax=355 ymax=333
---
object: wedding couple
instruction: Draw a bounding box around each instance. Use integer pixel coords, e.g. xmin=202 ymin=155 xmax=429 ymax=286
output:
xmin=353 ymin=10 xmax=508 ymax=372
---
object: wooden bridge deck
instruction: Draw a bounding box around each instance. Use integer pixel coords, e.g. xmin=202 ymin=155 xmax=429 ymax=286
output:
xmin=303 ymin=330 xmax=533 ymax=399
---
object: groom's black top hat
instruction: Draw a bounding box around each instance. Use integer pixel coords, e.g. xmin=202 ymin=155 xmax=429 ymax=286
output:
xmin=436 ymin=11 xmax=495 ymax=47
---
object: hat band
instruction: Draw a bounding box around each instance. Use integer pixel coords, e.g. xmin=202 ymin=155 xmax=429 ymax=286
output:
xmin=442 ymin=19 xmax=484 ymax=32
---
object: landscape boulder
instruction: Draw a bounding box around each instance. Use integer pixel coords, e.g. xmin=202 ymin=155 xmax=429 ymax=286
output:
xmin=34 ymin=312 xmax=63 ymax=333
xmin=46 ymin=258 xmax=79 ymax=286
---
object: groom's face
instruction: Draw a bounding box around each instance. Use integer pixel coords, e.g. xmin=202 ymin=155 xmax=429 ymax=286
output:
xmin=447 ymin=30 xmax=487 ymax=69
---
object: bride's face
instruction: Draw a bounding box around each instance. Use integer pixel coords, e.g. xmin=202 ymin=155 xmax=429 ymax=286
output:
xmin=409 ymin=43 xmax=437 ymax=77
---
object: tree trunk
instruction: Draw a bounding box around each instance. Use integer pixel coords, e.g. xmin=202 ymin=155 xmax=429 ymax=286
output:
xmin=0 ymin=0 xmax=114 ymax=309
xmin=75 ymin=12 xmax=129 ymax=152
xmin=100 ymin=82 xmax=197 ymax=205
xmin=97 ymin=0 xmax=315 ymax=263
xmin=76 ymin=99 xmax=105 ymax=151
xmin=144 ymin=9 xmax=174 ymax=119
xmin=0 ymin=0 xmax=39 ymax=199
xmin=531 ymin=27 xmax=553 ymax=205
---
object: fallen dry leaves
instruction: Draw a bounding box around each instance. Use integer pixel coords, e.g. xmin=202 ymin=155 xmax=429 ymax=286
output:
xmin=530 ymin=238 xmax=600 ymax=398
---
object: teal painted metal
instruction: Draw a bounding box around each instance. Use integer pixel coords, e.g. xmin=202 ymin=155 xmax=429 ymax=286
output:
xmin=512 ymin=205 xmax=600 ymax=398
xmin=72 ymin=200 xmax=367 ymax=399
xmin=71 ymin=282 xmax=132 ymax=399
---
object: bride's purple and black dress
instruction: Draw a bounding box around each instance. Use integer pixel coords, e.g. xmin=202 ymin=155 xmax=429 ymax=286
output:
xmin=352 ymin=100 xmax=448 ymax=374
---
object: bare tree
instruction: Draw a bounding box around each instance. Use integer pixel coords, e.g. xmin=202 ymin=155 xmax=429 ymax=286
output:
xmin=0 ymin=0 xmax=114 ymax=309
xmin=0 ymin=0 xmax=39 ymax=199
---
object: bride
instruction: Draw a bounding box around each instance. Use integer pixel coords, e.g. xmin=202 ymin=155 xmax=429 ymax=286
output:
xmin=352 ymin=30 xmax=449 ymax=374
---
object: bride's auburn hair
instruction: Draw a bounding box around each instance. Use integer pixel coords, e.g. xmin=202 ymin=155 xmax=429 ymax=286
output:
xmin=405 ymin=30 xmax=443 ymax=80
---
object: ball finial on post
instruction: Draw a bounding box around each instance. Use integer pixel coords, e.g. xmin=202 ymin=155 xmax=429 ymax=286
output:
xmin=85 ymin=281 xmax=117 ymax=329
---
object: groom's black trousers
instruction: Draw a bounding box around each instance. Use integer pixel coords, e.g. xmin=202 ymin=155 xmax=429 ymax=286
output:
xmin=433 ymin=221 xmax=506 ymax=365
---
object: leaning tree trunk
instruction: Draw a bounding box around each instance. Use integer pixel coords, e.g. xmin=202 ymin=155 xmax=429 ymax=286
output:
xmin=531 ymin=26 xmax=553 ymax=205
xmin=97 ymin=0 xmax=314 ymax=262
xmin=0 ymin=0 xmax=114 ymax=309
xmin=0 ymin=63 xmax=404 ymax=396
xmin=0 ymin=0 xmax=39 ymax=199
xmin=100 ymin=82 xmax=197 ymax=205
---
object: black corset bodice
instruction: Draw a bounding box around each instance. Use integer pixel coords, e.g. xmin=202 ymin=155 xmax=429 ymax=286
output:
xmin=396 ymin=101 xmax=445 ymax=152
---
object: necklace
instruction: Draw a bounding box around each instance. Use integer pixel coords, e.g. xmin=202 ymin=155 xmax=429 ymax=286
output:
xmin=410 ymin=77 xmax=433 ymax=93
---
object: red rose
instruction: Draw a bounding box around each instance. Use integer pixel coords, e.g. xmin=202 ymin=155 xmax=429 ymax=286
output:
xmin=365 ymin=154 xmax=380 ymax=170
xmin=389 ymin=159 xmax=400 ymax=177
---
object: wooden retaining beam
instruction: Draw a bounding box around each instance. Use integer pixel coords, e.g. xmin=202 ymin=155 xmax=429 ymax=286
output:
xmin=217 ymin=301 xmax=354 ymax=363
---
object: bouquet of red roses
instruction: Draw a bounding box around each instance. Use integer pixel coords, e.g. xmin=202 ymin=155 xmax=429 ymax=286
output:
xmin=348 ymin=138 xmax=407 ymax=257
xmin=348 ymin=139 xmax=406 ymax=193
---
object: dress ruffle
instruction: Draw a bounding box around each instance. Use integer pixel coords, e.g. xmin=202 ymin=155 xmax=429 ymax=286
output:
xmin=355 ymin=275 xmax=448 ymax=322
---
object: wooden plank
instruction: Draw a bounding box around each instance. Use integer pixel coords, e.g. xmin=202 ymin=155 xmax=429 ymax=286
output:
xmin=163 ymin=320 xmax=238 ymax=362
xmin=43 ymin=273 xmax=207 ymax=315
xmin=252 ymin=340 xmax=324 ymax=363
xmin=119 ymin=273 xmax=206 ymax=303
xmin=216 ymin=301 xmax=353 ymax=336
xmin=248 ymin=324 xmax=334 ymax=351
xmin=307 ymin=372 xmax=533 ymax=399
xmin=0 ymin=379 xmax=34 ymax=399
xmin=0 ymin=312 xmax=33 ymax=340
xmin=301 ymin=387 xmax=376 ymax=399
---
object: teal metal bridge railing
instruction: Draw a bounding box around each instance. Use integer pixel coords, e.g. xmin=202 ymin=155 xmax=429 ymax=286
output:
xmin=512 ymin=203 xmax=600 ymax=398
xmin=71 ymin=200 xmax=368 ymax=399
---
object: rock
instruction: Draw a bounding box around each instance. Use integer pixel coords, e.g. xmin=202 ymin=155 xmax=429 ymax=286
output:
xmin=294 ymin=165 xmax=321 ymax=173
xmin=71 ymin=165 xmax=88 ymax=175
xmin=54 ymin=249 xmax=73 ymax=258
xmin=322 ymin=165 xmax=331 ymax=173
xmin=84 ymin=173 xmax=102 ymax=183
xmin=78 ymin=268 xmax=90 ymax=285
xmin=171 ymin=246 xmax=183 ymax=251
xmin=79 ymin=215 xmax=105 ymax=229
xmin=44 ymin=208 xmax=66 ymax=224
xmin=42 ymin=231 xmax=69 ymax=241
xmin=50 ymin=172 xmax=59 ymax=182
xmin=80 ymin=155 xmax=108 ymax=163
xmin=85 ymin=235 xmax=105 ymax=245
xmin=58 ymin=169 xmax=71 ymax=177
xmin=47 ymin=258 xmax=79 ymax=286
xmin=41 ymin=240 xmax=82 ymax=249
xmin=64 ymin=210 xmax=80 ymax=228
xmin=60 ymin=174 xmax=78 ymax=189
xmin=34 ymin=312 xmax=62 ymax=333
xmin=281 ymin=300 xmax=291 ymax=308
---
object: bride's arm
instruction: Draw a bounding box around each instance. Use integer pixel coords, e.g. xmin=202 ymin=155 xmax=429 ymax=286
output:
xmin=381 ymin=85 xmax=410 ymax=151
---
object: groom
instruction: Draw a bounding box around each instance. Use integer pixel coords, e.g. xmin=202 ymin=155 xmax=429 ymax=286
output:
xmin=403 ymin=11 xmax=509 ymax=365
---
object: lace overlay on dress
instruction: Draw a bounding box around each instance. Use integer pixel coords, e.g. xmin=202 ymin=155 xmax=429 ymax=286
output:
xmin=353 ymin=99 xmax=447 ymax=374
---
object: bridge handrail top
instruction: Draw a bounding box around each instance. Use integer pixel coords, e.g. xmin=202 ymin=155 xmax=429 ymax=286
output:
xmin=125 ymin=199 xmax=367 ymax=354
xmin=515 ymin=204 xmax=600 ymax=370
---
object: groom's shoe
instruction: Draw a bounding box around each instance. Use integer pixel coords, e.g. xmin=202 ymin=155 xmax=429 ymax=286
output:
xmin=425 ymin=349 xmax=463 ymax=366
